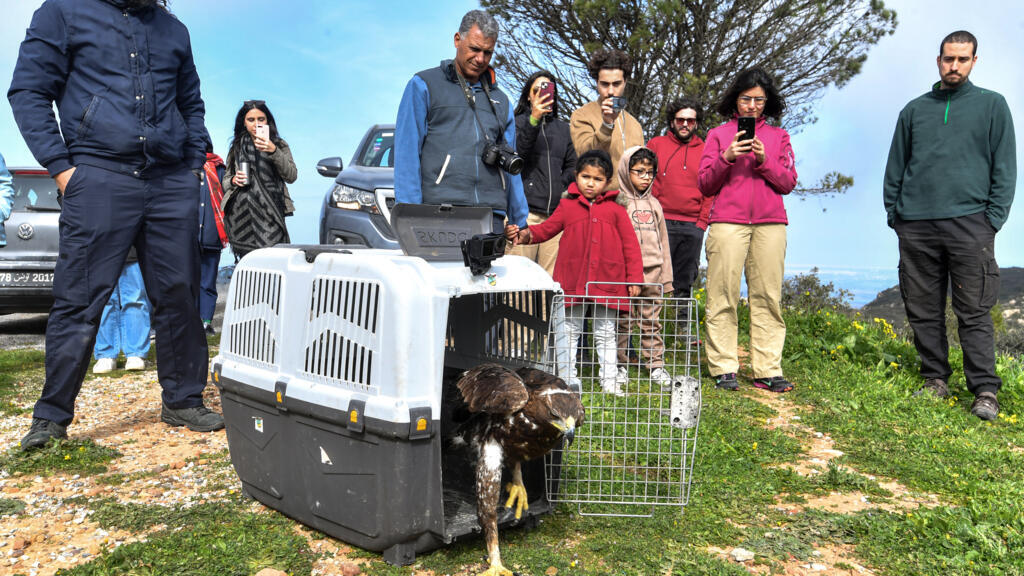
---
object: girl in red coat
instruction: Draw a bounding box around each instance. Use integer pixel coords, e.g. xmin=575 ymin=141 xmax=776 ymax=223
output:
xmin=507 ymin=150 xmax=643 ymax=395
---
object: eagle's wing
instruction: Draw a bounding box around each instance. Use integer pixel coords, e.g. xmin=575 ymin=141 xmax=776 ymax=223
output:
xmin=515 ymin=366 xmax=564 ymax=390
xmin=457 ymin=363 xmax=529 ymax=414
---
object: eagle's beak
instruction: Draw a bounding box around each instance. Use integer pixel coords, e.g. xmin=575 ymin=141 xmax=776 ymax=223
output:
xmin=559 ymin=416 xmax=576 ymax=447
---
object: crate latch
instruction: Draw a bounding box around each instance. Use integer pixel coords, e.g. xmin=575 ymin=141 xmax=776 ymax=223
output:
xmin=408 ymin=407 xmax=432 ymax=440
xmin=210 ymin=362 xmax=222 ymax=389
xmin=347 ymin=399 xmax=366 ymax=433
xmin=274 ymin=380 xmax=288 ymax=413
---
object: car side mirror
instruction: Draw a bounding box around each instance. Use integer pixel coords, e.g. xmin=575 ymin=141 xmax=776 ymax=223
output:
xmin=316 ymin=157 xmax=344 ymax=178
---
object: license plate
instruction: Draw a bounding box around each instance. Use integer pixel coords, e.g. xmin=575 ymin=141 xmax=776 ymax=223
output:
xmin=0 ymin=271 xmax=54 ymax=287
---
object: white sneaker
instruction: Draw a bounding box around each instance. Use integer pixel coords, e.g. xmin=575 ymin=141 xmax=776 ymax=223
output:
xmin=616 ymin=365 xmax=629 ymax=385
xmin=93 ymin=358 xmax=116 ymax=374
xmin=601 ymin=378 xmax=625 ymax=397
xmin=651 ymin=367 xmax=673 ymax=389
xmin=125 ymin=356 xmax=146 ymax=371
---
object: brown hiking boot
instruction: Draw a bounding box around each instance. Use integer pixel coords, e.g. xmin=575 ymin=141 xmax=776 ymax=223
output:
xmin=970 ymin=392 xmax=999 ymax=421
xmin=913 ymin=378 xmax=949 ymax=398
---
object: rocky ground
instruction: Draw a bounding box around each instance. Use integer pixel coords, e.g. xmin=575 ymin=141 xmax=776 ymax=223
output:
xmin=0 ymin=369 xmax=374 ymax=576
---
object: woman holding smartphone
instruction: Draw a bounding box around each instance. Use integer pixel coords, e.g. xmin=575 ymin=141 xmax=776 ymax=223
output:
xmin=222 ymin=99 xmax=298 ymax=261
xmin=510 ymin=71 xmax=577 ymax=276
xmin=697 ymin=67 xmax=797 ymax=393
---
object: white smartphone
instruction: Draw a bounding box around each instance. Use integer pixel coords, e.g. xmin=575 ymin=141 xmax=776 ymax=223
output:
xmin=255 ymin=124 xmax=270 ymax=141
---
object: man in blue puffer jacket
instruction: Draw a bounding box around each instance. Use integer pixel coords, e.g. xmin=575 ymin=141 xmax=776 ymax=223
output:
xmin=8 ymin=0 xmax=223 ymax=450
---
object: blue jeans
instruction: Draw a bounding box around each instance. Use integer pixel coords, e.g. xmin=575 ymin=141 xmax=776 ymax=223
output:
xmin=93 ymin=263 xmax=151 ymax=359
xmin=198 ymin=248 xmax=221 ymax=322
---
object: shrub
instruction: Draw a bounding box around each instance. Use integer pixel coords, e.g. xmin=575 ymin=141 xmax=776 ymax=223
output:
xmin=996 ymin=326 xmax=1024 ymax=358
xmin=782 ymin=267 xmax=853 ymax=314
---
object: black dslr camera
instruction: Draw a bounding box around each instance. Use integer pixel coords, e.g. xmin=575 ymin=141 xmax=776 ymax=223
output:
xmin=482 ymin=143 xmax=524 ymax=175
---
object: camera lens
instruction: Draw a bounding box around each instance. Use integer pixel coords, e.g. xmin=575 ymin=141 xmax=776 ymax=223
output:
xmin=505 ymin=154 xmax=524 ymax=175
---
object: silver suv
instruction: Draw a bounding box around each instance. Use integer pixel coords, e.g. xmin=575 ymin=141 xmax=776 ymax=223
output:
xmin=317 ymin=124 xmax=399 ymax=248
xmin=0 ymin=168 xmax=60 ymax=314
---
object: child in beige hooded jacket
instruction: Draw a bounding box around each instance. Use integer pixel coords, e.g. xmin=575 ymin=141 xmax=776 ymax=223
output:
xmin=614 ymin=146 xmax=674 ymax=387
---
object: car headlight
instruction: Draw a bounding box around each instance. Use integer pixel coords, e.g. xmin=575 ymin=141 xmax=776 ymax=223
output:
xmin=330 ymin=184 xmax=378 ymax=212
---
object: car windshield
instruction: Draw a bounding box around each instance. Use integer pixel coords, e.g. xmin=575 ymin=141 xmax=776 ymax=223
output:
xmin=356 ymin=129 xmax=394 ymax=168
xmin=12 ymin=173 xmax=61 ymax=211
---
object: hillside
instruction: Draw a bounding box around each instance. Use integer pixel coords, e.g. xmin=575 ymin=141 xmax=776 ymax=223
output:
xmin=861 ymin=266 xmax=1024 ymax=329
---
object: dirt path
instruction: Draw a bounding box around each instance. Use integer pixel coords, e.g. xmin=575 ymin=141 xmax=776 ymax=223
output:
xmin=705 ymin=373 xmax=941 ymax=576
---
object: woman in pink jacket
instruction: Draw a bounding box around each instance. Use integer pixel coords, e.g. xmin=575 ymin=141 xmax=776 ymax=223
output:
xmin=698 ymin=67 xmax=797 ymax=393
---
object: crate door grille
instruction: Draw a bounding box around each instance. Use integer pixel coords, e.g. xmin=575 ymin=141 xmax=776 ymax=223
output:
xmin=444 ymin=290 xmax=554 ymax=370
xmin=544 ymin=291 xmax=702 ymax=516
xmin=301 ymin=277 xmax=381 ymax=391
xmin=225 ymin=268 xmax=282 ymax=369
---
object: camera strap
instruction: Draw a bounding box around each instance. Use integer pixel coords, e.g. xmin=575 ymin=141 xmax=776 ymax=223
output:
xmin=454 ymin=70 xmax=508 ymax=147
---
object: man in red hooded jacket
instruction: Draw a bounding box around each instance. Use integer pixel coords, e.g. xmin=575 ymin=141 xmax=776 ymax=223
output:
xmin=647 ymin=97 xmax=711 ymax=299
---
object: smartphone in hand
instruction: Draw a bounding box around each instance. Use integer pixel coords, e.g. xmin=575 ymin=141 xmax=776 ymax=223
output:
xmin=538 ymin=81 xmax=555 ymax=102
xmin=255 ymin=124 xmax=270 ymax=141
xmin=737 ymin=116 xmax=755 ymax=141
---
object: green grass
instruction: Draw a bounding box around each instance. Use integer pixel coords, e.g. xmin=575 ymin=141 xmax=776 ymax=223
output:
xmin=59 ymin=499 xmax=315 ymax=576
xmin=1 ymin=290 xmax=1022 ymax=575
xmin=782 ymin=309 xmax=1024 ymax=575
xmin=0 ymin=438 xmax=121 ymax=476
xmin=0 ymin=348 xmax=45 ymax=415
xmin=0 ymin=497 xmax=26 ymax=516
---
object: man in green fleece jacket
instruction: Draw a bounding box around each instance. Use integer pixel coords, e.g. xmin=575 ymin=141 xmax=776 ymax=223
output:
xmin=883 ymin=30 xmax=1016 ymax=421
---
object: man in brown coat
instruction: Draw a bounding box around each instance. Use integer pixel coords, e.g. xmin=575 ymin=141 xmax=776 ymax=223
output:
xmin=569 ymin=49 xmax=644 ymax=191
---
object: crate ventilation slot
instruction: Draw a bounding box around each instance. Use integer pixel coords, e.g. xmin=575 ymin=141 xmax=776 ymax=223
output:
xmin=225 ymin=269 xmax=283 ymax=367
xmin=310 ymin=277 xmax=380 ymax=333
xmin=302 ymin=277 xmax=382 ymax=390
xmin=304 ymin=331 xmax=374 ymax=388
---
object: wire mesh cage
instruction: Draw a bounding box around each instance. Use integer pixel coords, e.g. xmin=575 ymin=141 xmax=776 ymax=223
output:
xmin=544 ymin=282 xmax=702 ymax=517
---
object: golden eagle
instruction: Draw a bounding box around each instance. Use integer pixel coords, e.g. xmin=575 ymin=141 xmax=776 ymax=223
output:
xmin=453 ymin=364 xmax=585 ymax=576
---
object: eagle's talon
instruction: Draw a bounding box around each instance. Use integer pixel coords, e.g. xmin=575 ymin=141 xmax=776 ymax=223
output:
xmin=479 ymin=562 xmax=514 ymax=576
xmin=504 ymin=481 xmax=529 ymax=519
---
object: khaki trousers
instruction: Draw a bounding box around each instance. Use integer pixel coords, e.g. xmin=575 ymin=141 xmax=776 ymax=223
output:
xmin=704 ymin=223 xmax=787 ymax=378
xmin=616 ymin=282 xmax=665 ymax=369
xmin=508 ymin=212 xmax=560 ymax=276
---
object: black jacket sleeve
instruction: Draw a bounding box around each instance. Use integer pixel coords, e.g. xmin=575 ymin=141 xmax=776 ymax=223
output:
xmin=7 ymin=2 xmax=73 ymax=176
xmin=515 ymin=113 xmax=541 ymax=158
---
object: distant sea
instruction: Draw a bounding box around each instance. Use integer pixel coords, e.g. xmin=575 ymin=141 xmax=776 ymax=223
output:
xmin=785 ymin=266 xmax=899 ymax=308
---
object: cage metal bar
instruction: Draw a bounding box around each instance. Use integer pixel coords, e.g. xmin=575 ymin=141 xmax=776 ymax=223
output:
xmin=544 ymin=284 xmax=701 ymax=516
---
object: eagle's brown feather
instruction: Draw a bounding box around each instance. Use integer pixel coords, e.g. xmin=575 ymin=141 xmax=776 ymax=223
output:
xmin=456 ymin=364 xmax=529 ymax=414
xmin=453 ymin=363 xmax=585 ymax=574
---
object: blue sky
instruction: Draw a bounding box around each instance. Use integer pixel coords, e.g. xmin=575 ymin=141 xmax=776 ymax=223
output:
xmin=1 ymin=0 xmax=1021 ymax=279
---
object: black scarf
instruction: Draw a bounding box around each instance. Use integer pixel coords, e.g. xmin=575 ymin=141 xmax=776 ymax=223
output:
xmin=225 ymin=134 xmax=290 ymax=258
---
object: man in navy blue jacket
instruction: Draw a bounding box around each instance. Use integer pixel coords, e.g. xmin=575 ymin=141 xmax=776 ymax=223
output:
xmin=9 ymin=0 xmax=223 ymax=450
xmin=394 ymin=9 xmax=528 ymax=233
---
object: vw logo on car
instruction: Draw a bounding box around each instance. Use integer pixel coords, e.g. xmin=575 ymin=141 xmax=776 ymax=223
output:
xmin=17 ymin=222 xmax=34 ymax=241
xmin=1 ymin=167 xmax=61 ymax=313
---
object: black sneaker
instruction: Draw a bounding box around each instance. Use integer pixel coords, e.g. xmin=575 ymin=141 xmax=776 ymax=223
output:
xmin=161 ymin=404 xmax=225 ymax=432
xmin=913 ymin=378 xmax=949 ymax=399
xmin=970 ymin=392 xmax=999 ymax=421
xmin=753 ymin=376 xmax=794 ymax=393
xmin=715 ymin=373 xmax=739 ymax=391
xmin=204 ymin=322 xmax=216 ymax=336
xmin=20 ymin=417 xmax=68 ymax=451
